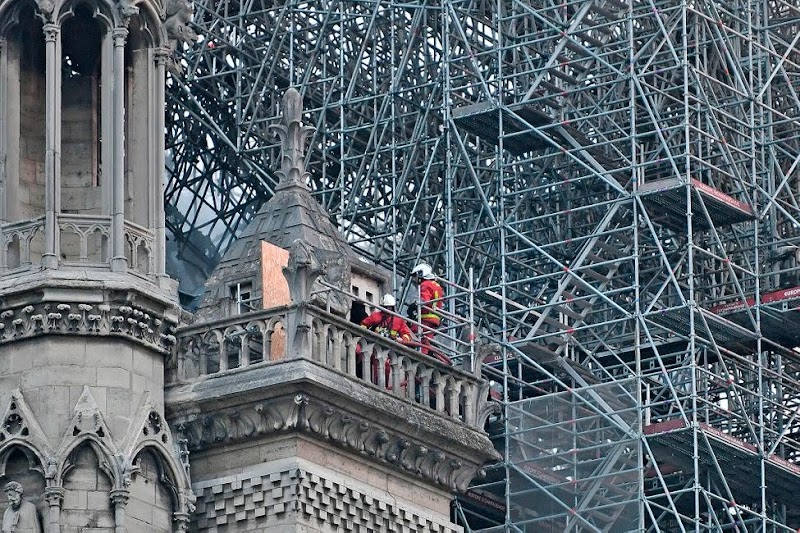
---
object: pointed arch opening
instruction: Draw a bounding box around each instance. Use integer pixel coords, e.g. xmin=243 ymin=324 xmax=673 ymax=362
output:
xmin=0 ymin=1 xmax=45 ymax=225
xmin=0 ymin=446 xmax=46 ymax=528
xmin=127 ymin=447 xmax=179 ymax=532
xmin=61 ymin=442 xmax=115 ymax=529
xmin=60 ymin=2 xmax=106 ymax=216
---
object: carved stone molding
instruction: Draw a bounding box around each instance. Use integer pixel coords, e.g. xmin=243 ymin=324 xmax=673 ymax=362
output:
xmin=0 ymin=301 xmax=178 ymax=353
xmin=172 ymin=393 xmax=486 ymax=492
xmin=59 ymin=387 xmax=117 ymax=455
xmin=0 ymin=391 xmax=50 ymax=452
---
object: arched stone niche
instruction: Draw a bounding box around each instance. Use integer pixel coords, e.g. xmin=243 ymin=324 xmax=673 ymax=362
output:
xmin=127 ymin=448 xmax=178 ymax=532
xmin=61 ymin=442 xmax=115 ymax=531
xmin=0 ymin=446 xmax=46 ymax=528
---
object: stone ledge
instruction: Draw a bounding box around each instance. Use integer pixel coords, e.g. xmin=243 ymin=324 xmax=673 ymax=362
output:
xmin=166 ymin=359 xmax=500 ymax=492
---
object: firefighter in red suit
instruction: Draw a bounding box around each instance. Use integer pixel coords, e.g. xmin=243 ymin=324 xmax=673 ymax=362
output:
xmin=411 ymin=263 xmax=443 ymax=356
xmin=360 ymin=294 xmax=412 ymax=342
xmin=359 ymin=294 xmax=411 ymax=385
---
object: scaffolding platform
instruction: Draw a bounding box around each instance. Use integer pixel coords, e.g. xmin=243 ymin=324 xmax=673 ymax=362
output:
xmin=645 ymin=306 xmax=757 ymax=351
xmin=645 ymin=419 xmax=800 ymax=507
xmin=639 ymin=177 xmax=754 ymax=230
xmin=459 ymin=488 xmax=506 ymax=525
xmin=452 ymin=101 xmax=553 ymax=155
xmin=709 ymin=286 xmax=800 ymax=347
xmin=452 ymin=102 xmax=626 ymax=186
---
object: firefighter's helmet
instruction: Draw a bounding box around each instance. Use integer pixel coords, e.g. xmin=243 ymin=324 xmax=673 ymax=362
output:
xmin=411 ymin=263 xmax=435 ymax=280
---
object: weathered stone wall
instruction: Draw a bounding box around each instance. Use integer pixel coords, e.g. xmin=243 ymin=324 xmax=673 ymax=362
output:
xmin=0 ymin=336 xmax=164 ymax=444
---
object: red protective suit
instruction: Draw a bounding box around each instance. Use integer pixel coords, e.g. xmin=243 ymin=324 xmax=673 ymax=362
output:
xmin=360 ymin=311 xmax=413 ymax=342
xmin=418 ymin=279 xmax=444 ymax=325
xmin=418 ymin=279 xmax=444 ymax=355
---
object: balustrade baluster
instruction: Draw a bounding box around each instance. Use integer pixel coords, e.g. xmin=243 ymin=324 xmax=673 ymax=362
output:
xmin=240 ymin=333 xmax=250 ymax=367
xmin=390 ymin=356 xmax=404 ymax=395
xmin=419 ymin=369 xmax=433 ymax=408
xmin=447 ymin=378 xmax=460 ymax=419
xmin=405 ymin=362 xmax=419 ymax=402
xmin=464 ymin=383 xmax=475 ymax=425
xmin=434 ymin=372 xmax=445 ymax=413
xmin=359 ymin=341 xmax=372 ymax=384
xmin=199 ymin=341 xmax=208 ymax=376
xmin=219 ymin=335 xmax=229 ymax=372
xmin=375 ymin=347 xmax=387 ymax=389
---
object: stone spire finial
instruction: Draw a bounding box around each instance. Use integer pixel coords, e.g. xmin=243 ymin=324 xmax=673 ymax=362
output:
xmin=270 ymin=88 xmax=315 ymax=190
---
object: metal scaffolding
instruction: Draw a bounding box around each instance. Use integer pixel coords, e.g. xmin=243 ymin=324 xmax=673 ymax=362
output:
xmin=165 ymin=0 xmax=800 ymax=530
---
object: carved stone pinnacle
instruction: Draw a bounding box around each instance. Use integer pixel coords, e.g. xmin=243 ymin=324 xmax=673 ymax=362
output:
xmin=270 ymin=88 xmax=316 ymax=191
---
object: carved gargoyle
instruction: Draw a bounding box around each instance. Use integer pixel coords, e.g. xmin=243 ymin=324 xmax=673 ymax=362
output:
xmin=163 ymin=0 xmax=197 ymax=76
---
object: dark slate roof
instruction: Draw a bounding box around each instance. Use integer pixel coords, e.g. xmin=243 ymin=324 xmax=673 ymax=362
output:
xmin=238 ymin=181 xmax=351 ymax=257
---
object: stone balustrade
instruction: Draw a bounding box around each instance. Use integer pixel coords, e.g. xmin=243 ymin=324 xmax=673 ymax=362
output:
xmin=0 ymin=215 xmax=154 ymax=277
xmin=122 ymin=219 xmax=155 ymax=276
xmin=59 ymin=213 xmax=111 ymax=266
xmin=0 ymin=216 xmax=45 ymax=272
xmin=170 ymin=304 xmax=492 ymax=429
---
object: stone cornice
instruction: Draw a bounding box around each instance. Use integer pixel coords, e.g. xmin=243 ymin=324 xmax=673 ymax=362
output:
xmin=171 ymin=392 xmax=488 ymax=493
xmin=0 ymin=272 xmax=180 ymax=353
xmin=0 ymin=299 xmax=177 ymax=353
xmin=166 ymin=359 xmax=500 ymax=492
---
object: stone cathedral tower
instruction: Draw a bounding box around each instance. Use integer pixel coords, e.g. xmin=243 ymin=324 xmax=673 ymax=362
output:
xmin=0 ymin=0 xmax=193 ymax=530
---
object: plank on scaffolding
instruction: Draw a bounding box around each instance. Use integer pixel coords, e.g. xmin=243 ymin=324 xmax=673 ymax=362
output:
xmin=452 ymin=101 xmax=557 ymax=155
xmin=645 ymin=420 xmax=800 ymax=501
xmin=639 ymin=177 xmax=754 ymax=230
xmin=708 ymin=286 xmax=800 ymax=348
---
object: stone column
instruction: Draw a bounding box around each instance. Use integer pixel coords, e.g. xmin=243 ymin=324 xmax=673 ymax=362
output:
xmin=153 ymin=48 xmax=169 ymax=279
xmin=110 ymin=489 xmax=129 ymax=533
xmin=0 ymin=37 xmax=7 ymax=225
xmin=173 ymin=511 xmax=190 ymax=532
xmin=42 ymin=23 xmax=60 ymax=269
xmin=111 ymin=27 xmax=128 ymax=272
xmin=44 ymin=486 xmax=64 ymax=533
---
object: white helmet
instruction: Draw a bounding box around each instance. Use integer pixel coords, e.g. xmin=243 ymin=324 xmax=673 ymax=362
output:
xmin=381 ymin=294 xmax=396 ymax=307
xmin=412 ymin=263 xmax=435 ymax=280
